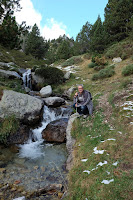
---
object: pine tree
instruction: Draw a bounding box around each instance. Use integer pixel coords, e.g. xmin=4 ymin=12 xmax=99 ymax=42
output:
xmin=0 ymin=15 xmax=21 ymax=48
xmin=90 ymin=15 xmax=106 ymax=53
xmin=25 ymin=24 xmax=49 ymax=59
xmin=104 ymin=0 xmax=133 ymax=43
xmin=75 ymin=22 xmax=92 ymax=54
xmin=56 ymin=40 xmax=71 ymax=60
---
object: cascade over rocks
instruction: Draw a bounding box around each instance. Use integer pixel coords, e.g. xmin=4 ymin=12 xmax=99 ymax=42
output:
xmin=42 ymin=118 xmax=68 ymax=143
xmin=0 ymin=90 xmax=44 ymax=125
xmin=40 ymin=85 xmax=52 ymax=97
xmin=43 ymin=97 xmax=65 ymax=107
xmin=0 ymin=69 xmax=21 ymax=79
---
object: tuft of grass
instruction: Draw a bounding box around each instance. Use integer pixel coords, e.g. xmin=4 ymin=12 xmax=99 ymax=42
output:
xmin=122 ymin=64 xmax=133 ymax=76
xmin=88 ymin=62 xmax=97 ymax=68
xmin=92 ymin=65 xmax=115 ymax=81
xmin=61 ymin=56 xmax=83 ymax=67
xmin=0 ymin=115 xmax=19 ymax=144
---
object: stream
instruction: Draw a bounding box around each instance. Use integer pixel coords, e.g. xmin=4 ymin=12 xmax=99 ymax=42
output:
xmin=0 ymin=105 xmax=72 ymax=194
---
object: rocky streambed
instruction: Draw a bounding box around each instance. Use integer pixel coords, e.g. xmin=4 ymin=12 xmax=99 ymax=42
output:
xmin=0 ymin=66 xmax=77 ymax=199
xmin=0 ymin=104 xmax=73 ymax=199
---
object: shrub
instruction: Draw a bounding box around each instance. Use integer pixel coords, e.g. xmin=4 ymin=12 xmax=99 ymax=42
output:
xmin=122 ymin=64 xmax=133 ymax=76
xmin=88 ymin=62 xmax=97 ymax=68
xmin=95 ymin=56 xmax=107 ymax=66
xmin=92 ymin=65 xmax=115 ymax=80
xmin=61 ymin=56 xmax=83 ymax=67
xmin=35 ymin=66 xmax=64 ymax=84
xmin=120 ymin=79 xmax=132 ymax=88
xmin=0 ymin=115 xmax=19 ymax=144
xmin=94 ymin=65 xmax=105 ymax=71
xmin=105 ymin=39 xmax=133 ymax=59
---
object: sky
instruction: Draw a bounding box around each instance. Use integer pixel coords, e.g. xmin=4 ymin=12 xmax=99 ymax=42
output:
xmin=15 ymin=0 xmax=108 ymax=40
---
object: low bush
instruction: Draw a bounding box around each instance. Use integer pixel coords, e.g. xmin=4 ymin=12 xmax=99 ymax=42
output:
xmin=0 ymin=115 xmax=19 ymax=144
xmin=122 ymin=64 xmax=133 ymax=76
xmin=88 ymin=62 xmax=97 ymax=68
xmin=92 ymin=65 xmax=115 ymax=80
xmin=105 ymin=39 xmax=133 ymax=59
xmin=35 ymin=66 xmax=64 ymax=84
xmin=120 ymin=79 xmax=132 ymax=88
xmin=61 ymin=56 xmax=83 ymax=67
xmin=94 ymin=56 xmax=108 ymax=66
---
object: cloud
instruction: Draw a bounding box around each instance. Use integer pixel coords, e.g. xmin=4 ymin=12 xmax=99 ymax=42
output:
xmin=14 ymin=0 xmax=69 ymax=40
xmin=15 ymin=0 xmax=42 ymax=28
xmin=42 ymin=18 xmax=70 ymax=40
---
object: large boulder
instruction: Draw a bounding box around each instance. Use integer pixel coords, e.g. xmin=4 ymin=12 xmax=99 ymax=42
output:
xmin=40 ymin=85 xmax=52 ymax=97
xmin=0 ymin=90 xmax=44 ymax=125
xmin=42 ymin=118 xmax=68 ymax=143
xmin=43 ymin=97 xmax=65 ymax=107
xmin=0 ymin=69 xmax=21 ymax=79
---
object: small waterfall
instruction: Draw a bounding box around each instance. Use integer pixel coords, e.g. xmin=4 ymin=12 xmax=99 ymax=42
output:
xmin=22 ymin=69 xmax=32 ymax=90
xmin=19 ymin=106 xmax=70 ymax=159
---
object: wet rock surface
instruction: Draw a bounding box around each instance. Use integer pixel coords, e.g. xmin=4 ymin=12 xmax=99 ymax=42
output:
xmin=43 ymin=96 xmax=65 ymax=107
xmin=42 ymin=118 xmax=68 ymax=143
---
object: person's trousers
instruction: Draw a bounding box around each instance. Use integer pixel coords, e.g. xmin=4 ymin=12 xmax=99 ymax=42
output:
xmin=73 ymin=104 xmax=89 ymax=115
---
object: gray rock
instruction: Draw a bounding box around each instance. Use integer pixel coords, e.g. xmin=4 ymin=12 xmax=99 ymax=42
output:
xmin=64 ymin=71 xmax=71 ymax=80
xmin=31 ymin=72 xmax=45 ymax=84
xmin=112 ymin=57 xmax=122 ymax=63
xmin=0 ymin=90 xmax=44 ymax=125
xmin=7 ymin=124 xmax=30 ymax=145
xmin=13 ymin=197 xmax=25 ymax=200
xmin=66 ymin=113 xmax=79 ymax=170
xmin=0 ymin=69 xmax=21 ymax=79
xmin=0 ymin=62 xmax=18 ymax=70
xmin=40 ymin=85 xmax=52 ymax=98
xmin=64 ymin=86 xmax=76 ymax=98
xmin=43 ymin=97 xmax=65 ymax=107
xmin=18 ymin=68 xmax=27 ymax=76
xmin=42 ymin=118 xmax=68 ymax=143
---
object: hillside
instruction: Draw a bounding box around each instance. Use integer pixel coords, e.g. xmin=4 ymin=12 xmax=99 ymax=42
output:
xmin=54 ymin=53 xmax=133 ymax=199
xmin=0 ymin=40 xmax=133 ymax=199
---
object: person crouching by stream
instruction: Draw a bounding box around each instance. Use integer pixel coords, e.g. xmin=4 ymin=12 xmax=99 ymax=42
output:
xmin=73 ymin=84 xmax=93 ymax=117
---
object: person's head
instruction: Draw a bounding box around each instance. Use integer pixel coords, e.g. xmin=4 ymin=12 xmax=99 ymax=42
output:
xmin=78 ymin=84 xmax=84 ymax=93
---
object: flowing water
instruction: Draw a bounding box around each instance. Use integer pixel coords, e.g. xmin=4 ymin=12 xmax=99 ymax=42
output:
xmin=22 ymin=69 xmax=32 ymax=90
xmin=0 ymin=105 xmax=72 ymax=192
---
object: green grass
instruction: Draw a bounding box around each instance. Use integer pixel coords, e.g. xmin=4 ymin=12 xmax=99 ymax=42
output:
xmin=61 ymin=56 xmax=83 ymax=67
xmin=0 ymin=76 xmax=25 ymax=94
xmin=65 ymin=110 xmax=133 ymax=200
xmin=122 ymin=64 xmax=133 ymax=76
xmin=0 ymin=44 xmax=46 ymax=69
xmin=0 ymin=115 xmax=19 ymax=144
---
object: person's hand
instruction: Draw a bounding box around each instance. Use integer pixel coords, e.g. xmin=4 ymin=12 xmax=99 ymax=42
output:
xmin=74 ymin=92 xmax=78 ymax=98
xmin=75 ymin=103 xmax=77 ymax=107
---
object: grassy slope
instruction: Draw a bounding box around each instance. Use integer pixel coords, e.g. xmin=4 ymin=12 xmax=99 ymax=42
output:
xmin=54 ymin=55 xmax=133 ymax=199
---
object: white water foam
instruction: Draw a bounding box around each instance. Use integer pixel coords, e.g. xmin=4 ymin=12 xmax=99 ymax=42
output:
xmin=19 ymin=106 xmax=70 ymax=159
